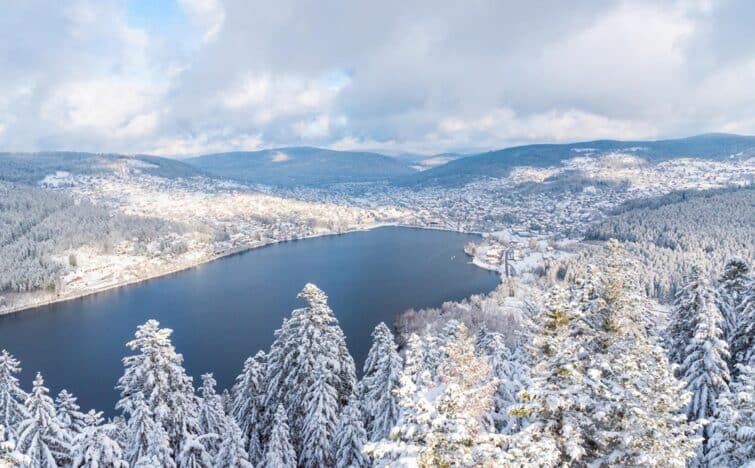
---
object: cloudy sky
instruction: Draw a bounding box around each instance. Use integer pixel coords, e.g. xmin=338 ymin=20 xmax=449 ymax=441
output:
xmin=1 ymin=0 xmax=754 ymax=156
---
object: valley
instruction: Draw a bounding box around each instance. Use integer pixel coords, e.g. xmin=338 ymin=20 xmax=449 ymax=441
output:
xmin=1 ymin=138 xmax=752 ymax=315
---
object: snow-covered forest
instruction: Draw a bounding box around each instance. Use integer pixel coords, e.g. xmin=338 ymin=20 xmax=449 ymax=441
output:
xmin=1 ymin=242 xmax=753 ymax=467
xmin=558 ymin=186 xmax=755 ymax=302
xmin=0 ymin=182 xmax=185 ymax=294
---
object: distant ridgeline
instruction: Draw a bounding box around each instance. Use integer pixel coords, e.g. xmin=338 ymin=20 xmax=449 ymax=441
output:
xmin=397 ymin=133 xmax=755 ymax=187
xmin=185 ymin=147 xmax=415 ymax=186
xmin=0 ymin=152 xmax=206 ymax=184
xmin=184 ymin=133 xmax=755 ymax=187
xmin=2 ymin=133 xmax=754 ymax=187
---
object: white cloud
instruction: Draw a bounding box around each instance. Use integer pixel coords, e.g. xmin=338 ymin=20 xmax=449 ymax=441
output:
xmin=149 ymin=132 xmax=263 ymax=157
xmin=179 ymin=0 xmax=226 ymax=42
xmin=2 ymin=0 xmax=755 ymax=155
xmin=41 ymin=79 xmax=160 ymax=138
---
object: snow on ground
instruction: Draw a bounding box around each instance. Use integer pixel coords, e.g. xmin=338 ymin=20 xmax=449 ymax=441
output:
xmin=39 ymin=171 xmax=75 ymax=188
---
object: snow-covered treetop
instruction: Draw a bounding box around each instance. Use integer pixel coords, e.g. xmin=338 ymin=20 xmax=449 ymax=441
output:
xmin=298 ymin=283 xmax=328 ymax=307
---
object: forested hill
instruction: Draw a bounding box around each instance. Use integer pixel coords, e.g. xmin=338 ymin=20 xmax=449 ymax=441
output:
xmin=399 ymin=133 xmax=755 ymax=187
xmin=185 ymin=147 xmax=415 ymax=186
xmin=0 ymin=152 xmax=207 ymax=184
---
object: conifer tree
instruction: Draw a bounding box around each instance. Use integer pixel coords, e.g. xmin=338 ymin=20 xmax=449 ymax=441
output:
xmin=0 ymin=350 xmax=28 ymax=438
xmin=0 ymin=423 xmax=28 ymax=467
xmin=300 ymin=357 xmax=339 ymax=468
xmin=70 ymin=423 xmax=128 ymax=467
xmin=133 ymin=425 xmax=175 ymax=468
xmin=679 ymin=289 xmax=730 ymax=462
xmin=420 ymin=332 xmax=443 ymax=382
xmin=264 ymin=405 xmax=296 ymax=468
xmin=197 ymin=373 xmax=225 ymax=455
xmin=366 ymin=323 xmax=504 ymax=466
xmin=440 ymin=319 xmax=463 ymax=353
xmin=505 ymin=287 xmax=588 ymax=466
xmin=483 ymin=332 xmax=530 ymax=434
xmin=582 ymin=241 xmax=698 ymax=466
xmin=668 ymin=266 xmax=717 ymax=368
xmin=509 ymin=242 xmax=698 ymax=467
xmin=361 ymin=322 xmax=402 ymax=441
xmin=107 ymin=415 xmax=129 ymax=453
xmin=263 ymin=284 xmax=356 ymax=453
xmin=82 ymin=410 xmax=104 ymax=429
xmin=231 ymin=350 xmax=265 ymax=461
xmin=124 ymin=392 xmax=173 ymax=466
xmin=422 ymin=323 xmax=503 ymax=467
xmin=474 ymin=324 xmax=492 ymax=355
xmin=117 ymin=320 xmax=200 ymax=452
xmin=220 ymin=389 xmax=232 ymax=415
xmin=176 ymin=433 xmax=214 ymax=468
xmin=333 ymin=395 xmax=368 ymax=468
xmin=16 ymin=373 xmax=71 ymax=468
xmin=214 ymin=419 xmax=253 ymax=468
xmin=731 ymin=283 xmax=755 ymax=372
xmin=55 ymin=390 xmax=87 ymax=436
xmin=716 ymin=256 xmax=751 ymax=345
xmin=402 ymin=333 xmax=424 ymax=384
xmin=706 ymin=364 xmax=755 ymax=466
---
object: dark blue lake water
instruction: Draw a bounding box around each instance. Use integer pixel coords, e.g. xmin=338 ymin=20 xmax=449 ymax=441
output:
xmin=0 ymin=227 xmax=498 ymax=416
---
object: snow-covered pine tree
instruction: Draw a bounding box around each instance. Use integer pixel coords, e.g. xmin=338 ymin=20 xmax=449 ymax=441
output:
xmin=263 ymin=284 xmax=356 ymax=453
xmin=264 ymin=405 xmax=296 ymax=468
xmin=82 ymin=410 xmax=104 ymax=429
xmin=0 ymin=350 xmax=28 ymax=439
xmin=679 ymin=286 xmax=730 ymax=462
xmin=474 ymin=324 xmax=492 ymax=355
xmin=361 ymin=322 xmax=402 ymax=441
xmin=221 ymin=389 xmax=232 ymax=415
xmin=505 ymin=286 xmax=589 ymax=466
xmin=214 ymin=418 xmax=253 ymax=468
xmin=332 ymin=395 xmax=368 ymax=468
xmin=230 ymin=350 xmax=265 ymax=462
xmin=107 ymin=415 xmax=129 ymax=456
xmin=364 ymin=363 xmax=432 ymax=465
xmin=483 ymin=332 xmax=530 ymax=434
xmin=55 ymin=390 xmax=86 ymax=436
xmin=176 ymin=433 xmax=214 ymax=468
xmin=134 ymin=428 xmax=175 ymax=468
xmin=402 ymin=333 xmax=424 ymax=384
xmin=124 ymin=392 xmax=174 ymax=466
xmin=509 ymin=241 xmax=698 ymax=467
xmin=705 ymin=363 xmax=755 ymax=466
xmin=440 ymin=319 xmax=463 ymax=352
xmin=16 ymin=372 xmax=71 ymax=468
xmin=365 ymin=332 xmax=438 ymax=464
xmin=581 ymin=241 xmax=698 ymax=466
xmin=197 ymin=373 xmax=225 ymax=455
xmin=70 ymin=423 xmax=128 ymax=467
xmin=300 ymin=357 xmax=339 ymax=468
xmin=667 ymin=266 xmax=717 ymax=368
xmin=0 ymin=423 xmax=29 ymax=467
xmin=731 ymin=281 xmax=755 ymax=373
xmin=422 ymin=322 xmax=503 ymax=467
xmin=116 ymin=320 xmax=200 ymax=453
xmin=367 ymin=323 xmax=504 ymax=466
xmin=716 ymin=256 xmax=751 ymax=346
xmin=420 ymin=332 xmax=443 ymax=383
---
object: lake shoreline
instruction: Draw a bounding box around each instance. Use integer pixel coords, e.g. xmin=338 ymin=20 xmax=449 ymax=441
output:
xmin=1 ymin=223 xmax=493 ymax=317
xmin=0 ymin=227 xmax=500 ymax=414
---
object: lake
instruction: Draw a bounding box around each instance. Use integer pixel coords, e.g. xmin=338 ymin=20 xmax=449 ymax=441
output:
xmin=0 ymin=227 xmax=499 ymax=416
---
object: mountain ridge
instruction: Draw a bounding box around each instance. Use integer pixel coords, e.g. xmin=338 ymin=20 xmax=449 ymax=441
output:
xmin=185 ymin=146 xmax=415 ymax=186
